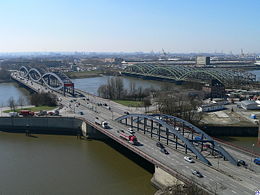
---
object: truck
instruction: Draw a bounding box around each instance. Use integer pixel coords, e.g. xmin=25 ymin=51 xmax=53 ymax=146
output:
xmin=9 ymin=112 xmax=18 ymax=117
xmin=95 ymin=117 xmax=109 ymax=129
xmin=117 ymin=130 xmax=138 ymax=145
xmin=19 ymin=110 xmax=34 ymax=117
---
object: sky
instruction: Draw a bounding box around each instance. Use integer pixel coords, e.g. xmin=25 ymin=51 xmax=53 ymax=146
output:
xmin=0 ymin=0 xmax=259 ymax=54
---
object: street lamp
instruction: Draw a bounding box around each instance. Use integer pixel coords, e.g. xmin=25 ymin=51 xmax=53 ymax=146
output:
xmin=251 ymin=144 xmax=255 ymax=168
xmin=217 ymin=144 xmax=220 ymax=169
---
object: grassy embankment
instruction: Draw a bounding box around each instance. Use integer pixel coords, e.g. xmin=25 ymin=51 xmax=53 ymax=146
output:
xmin=113 ymin=100 xmax=144 ymax=107
xmin=65 ymin=70 xmax=104 ymax=78
xmin=3 ymin=106 xmax=56 ymax=113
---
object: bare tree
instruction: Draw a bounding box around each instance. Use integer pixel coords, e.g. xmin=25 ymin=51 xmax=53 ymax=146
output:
xmin=17 ymin=96 xmax=25 ymax=109
xmin=7 ymin=97 xmax=16 ymax=111
xmin=129 ymin=81 xmax=136 ymax=95
xmin=156 ymin=92 xmax=203 ymax=125
xmin=143 ymin=97 xmax=152 ymax=112
xmin=115 ymin=77 xmax=124 ymax=99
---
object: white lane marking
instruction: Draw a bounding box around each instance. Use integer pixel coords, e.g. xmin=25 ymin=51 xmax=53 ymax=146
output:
xmin=231 ymin=190 xmax=237 ymax=194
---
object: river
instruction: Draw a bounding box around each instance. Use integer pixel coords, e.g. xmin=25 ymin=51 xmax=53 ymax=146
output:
xmin=72 ymin=76 xmax=164 ymax=96
xmin=0 ymin=81 xmax=156 ymax=194
xmin=0 ymin=75 xmax=259 ymax=194
xmin=0 ymin=133 xmax=155 ymax=194
xmin=0 ymin=82 xmax=30 ymax=106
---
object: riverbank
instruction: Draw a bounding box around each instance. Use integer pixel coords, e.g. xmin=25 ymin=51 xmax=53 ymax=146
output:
xmin=3 ymin=106 xmax=56 ymax=113
xmin=113 ymin=99 xmax=144 ymax=107
xmin=65 ymin=70 xmax=105 ymax=78
xmin=0 ymin=79 xmax=12 ymax=83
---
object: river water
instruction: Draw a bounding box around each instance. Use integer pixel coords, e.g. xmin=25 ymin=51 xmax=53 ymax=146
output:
xmin=72 ymin=76 xmax=163 ymax=96
xmin=0 ymin=81 xmax=156 ymax=194
xmin=248 ymin=69 xmax=260 ymax=81
xmin=0 ymin=82 xmax=30 ymax=106
xmin=0 ymin=74 xmax=260 ymax=194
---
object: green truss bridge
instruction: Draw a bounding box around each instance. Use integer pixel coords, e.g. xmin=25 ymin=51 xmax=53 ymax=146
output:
xmin=123 ymin=64 xmax=256 ymax=85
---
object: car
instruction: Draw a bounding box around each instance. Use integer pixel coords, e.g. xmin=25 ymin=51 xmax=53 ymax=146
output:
xmin=156 ymin=142 xmax=165 ymax=149
xmin=192 ymin=170 xmax=203 ymax=178
xmin=160 ymin=148 xmax=169 ymax=155
xmin=184 ymin=156 xmax=194 ymax=163
xmin=124 ymin=111 xmax=130 ymax=115
xmin=127 ymin=128 xmax=135 ymax=134
xmin=237 ymin=160 xmax=247 ymax=166
xmin=254 ymin=158 xmax=260 ymax=165
xmin=79 ymin=111 xmax=84 ymax=115
xmin=103 ymin=103 xmax=108 ymax=106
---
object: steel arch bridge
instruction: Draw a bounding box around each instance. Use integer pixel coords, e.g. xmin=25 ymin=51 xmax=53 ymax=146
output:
xmin=116 ymin=114 xmax=238 ymax=166
xmin=124 ymin=64 xmax=256 ymax=85
xmin=19 ymin=66 xmax=75 ymax=96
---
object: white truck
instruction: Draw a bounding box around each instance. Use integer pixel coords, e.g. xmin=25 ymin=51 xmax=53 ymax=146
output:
xmin=9 ymin=112 xmax=18 ymax=117
xmin=95 ymin=117 xmax=109 ymax=129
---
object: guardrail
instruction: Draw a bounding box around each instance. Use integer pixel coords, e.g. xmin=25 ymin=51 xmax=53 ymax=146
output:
xmin=213 ymin=136 xmax=260 ymax=157
xmin=78 ymin=117 xmax=214 ymax=194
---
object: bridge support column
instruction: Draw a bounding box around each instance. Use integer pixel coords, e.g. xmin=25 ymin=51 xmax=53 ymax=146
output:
xmin=144 ymin=118 xmax=146 ymax=134
xmin=131 ymin=117 xmax=133 ymax=128
xmin=151 ymin=120 xmax=153 ymax=138
xmin=175 ymin=137 xmax=178 ymax=149
xmin=158 ymin=124 xmax=161 ymax=141
xmin=191 ymin=129 xmax=194 ymax=141
xmin=81 ymin=122 xmax=107 ymax=140
xmin=258 ymin=123 xmax=260 ymax=146
xmin=166 ymin=128 xmax=169 ymax=145
xmin=151 ymin=166 xmax=184 ymax=191
xmin=137 ymin=117 xmax=139 ymax=131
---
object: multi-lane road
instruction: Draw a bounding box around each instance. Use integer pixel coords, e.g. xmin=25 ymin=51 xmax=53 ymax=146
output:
xmin=11 ymin=72 xmax=260 ymax=195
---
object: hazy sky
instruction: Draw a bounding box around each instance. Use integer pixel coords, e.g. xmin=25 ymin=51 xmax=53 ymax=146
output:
xmin=0 ymin=0 xmax=259 ymax=53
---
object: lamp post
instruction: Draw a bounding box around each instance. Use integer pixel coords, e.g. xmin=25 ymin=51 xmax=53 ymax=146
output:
xmin=217 ymin=144 xmax=220 ymax=170
xmin=251 ymin=144 xmax=255 ymax=168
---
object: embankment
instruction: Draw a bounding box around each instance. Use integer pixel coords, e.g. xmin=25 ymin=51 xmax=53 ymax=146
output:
xmin=0 ymin=117 xmax=83 ymax=135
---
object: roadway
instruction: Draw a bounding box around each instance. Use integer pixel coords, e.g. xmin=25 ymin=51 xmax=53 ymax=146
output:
xmin=11 ymin=72 xmax=260 ymax=195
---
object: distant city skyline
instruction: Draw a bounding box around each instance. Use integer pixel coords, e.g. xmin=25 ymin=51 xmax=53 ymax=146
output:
xmin=0 ymin=0 xmax=259 ymax=53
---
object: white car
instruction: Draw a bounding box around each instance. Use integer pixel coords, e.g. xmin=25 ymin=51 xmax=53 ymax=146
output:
xmin=127 ymin=128 xmax=135 ymax=134
xmin=184 ymin=156 xmax=194 ymax=163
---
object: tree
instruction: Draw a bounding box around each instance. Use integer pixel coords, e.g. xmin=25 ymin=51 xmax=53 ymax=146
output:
xmin=17 ymin=96 xmax=25 ymax=109
xmin=30 ymin=93 xmax=57 ymax=107
xmin=7 ymin=97 xmax=16 ymax=111
xmin=0 ymin=67 xmax=10 ymax=81
xmin=143 ymin=97 xmax=152 ymax=112
xmin=156 ymin=92 xmax=203 ymax=125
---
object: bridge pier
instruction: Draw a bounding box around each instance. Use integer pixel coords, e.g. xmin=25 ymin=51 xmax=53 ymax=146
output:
xmin=81 ymin=121 xmax=107 ymax=140
xmin=151 ymin=166 xmax=184 ymax=191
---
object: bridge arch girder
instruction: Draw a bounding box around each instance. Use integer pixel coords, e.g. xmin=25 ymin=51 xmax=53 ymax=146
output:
xmin=179 ymin=69 xmax=227 ymax=84
xmin=150 ymin=114 xmax=237 ymax=165
xmin=116 ymin=114 xmax=212 ymax=166
xmin=28 ymin=68 xmax=42 ymax=82
xmin=42 ymin=72 xmax=64 ymax=90
xmin=147 ymin=66 xmax=182 ymax=79
xmin=19 ymin=66 xmax=30 ymax=78
xmin=126 ymin=64 xmax=147 ymax=74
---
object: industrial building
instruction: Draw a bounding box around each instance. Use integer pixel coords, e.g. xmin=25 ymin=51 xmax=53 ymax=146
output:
xmin=198 ymin=103 xmax=224 ymax=112
xmin=240 ymin=100 xmax=260 ymax=110
xmin=202 ymin=79 xmax=226 ymax=98
xmin=196 ymin=56 xmax=210 ymax=66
